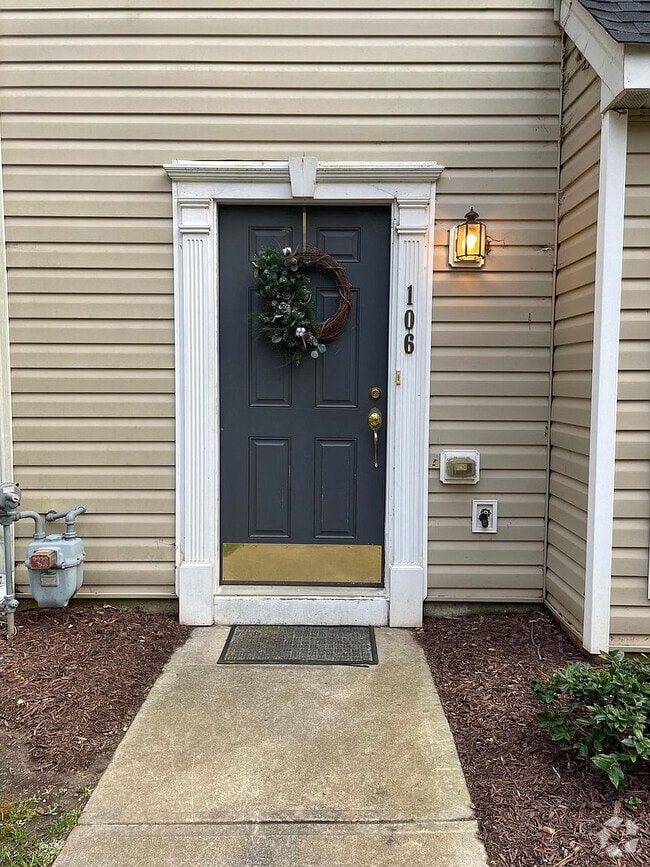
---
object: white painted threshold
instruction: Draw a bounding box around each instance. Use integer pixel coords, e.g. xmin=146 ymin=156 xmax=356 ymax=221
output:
xmin=214 ymin=595 xmax=388 ymax=626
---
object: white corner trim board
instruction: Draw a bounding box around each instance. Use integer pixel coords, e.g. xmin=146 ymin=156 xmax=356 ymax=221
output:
xmin=584 ymin=105 xmax=628 ymax=654
xmin=164 ymin=159 xmax=443 ymax=627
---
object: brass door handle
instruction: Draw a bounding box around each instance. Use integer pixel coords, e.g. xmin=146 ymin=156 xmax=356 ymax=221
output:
xmin=368 ymin=408 xmax=383 ymax=468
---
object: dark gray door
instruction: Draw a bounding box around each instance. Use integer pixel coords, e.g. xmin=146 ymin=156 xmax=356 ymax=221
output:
xmin=219 ymin=206 xmax=390 ymax=586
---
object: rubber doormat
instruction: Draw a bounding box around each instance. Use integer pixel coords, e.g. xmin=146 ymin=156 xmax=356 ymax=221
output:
xmin=218 ymin=625 xmax=378 ymax=666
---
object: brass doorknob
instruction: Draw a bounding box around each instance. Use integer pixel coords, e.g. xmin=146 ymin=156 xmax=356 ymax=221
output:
xmin=368 ymin=409 xmax=382 ymax=430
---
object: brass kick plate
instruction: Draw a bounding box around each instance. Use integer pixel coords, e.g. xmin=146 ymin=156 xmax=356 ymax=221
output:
xmin=222 ymin=543 xmax=383 ymax=586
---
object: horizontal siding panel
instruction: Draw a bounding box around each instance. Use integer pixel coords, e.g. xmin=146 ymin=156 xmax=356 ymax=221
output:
xmin=619 ymin=309 xmax=650 ymax=340
xmin=5 ymin=217 xmax=170 ymax=244
xmin=610 ymin=577 xmax=650 ymax=607
xmin=11 ymin=345 xmax=174 ymax=369
xmin=550 ymin=447 xmax=589 ymax=484
xmin=550 ymin=422 xmax=590 ymax=456
xmin=615 ymin=431 xmax=650 ymax=460
xmin=556 ymin=225 xmax=598 ymax=270
xmin=557 ymin=194 xmax=598 ymax=247
xmin=431 ymin=446 xmax=547 ymax=470
xmin=549 ymin=472 xmax=588 ymax=511
xmin=430 ymin=517 xmax=544 ymax=542
xmin=427 ymin=563 xmax=543 ymax=589
xmin=546 ymin=547 xmax=585 ymax=596
xmin=429 ymin=470 xmax=547 ymax=494
xmin=622 ymin=249 xmax=650 ymax=280
xmin=430 ymin=346 xmax=549 ymax=372
xmin=614 ymin=460 xmax=650 ymax=490
xmin=432 ymin=296 xmax=551 ymax=322
xmin=554 ymin=256 xmax=596 ymax=296
xmin=612 ymin=518 xmax=650 ymax=549
xmin=430 ymin=396 xmax=548 ymax=421
xmin=9 ymin=294 xmax=173 ymax=319
xmin=0 ymin=35 xmax=561 ymax=65
xmin=12 ymin=371 xmax=174 ymax=395
xmin=547 ymin=522 xmax=586 ymax=568
xmin=15 ymin=537 xmax=175 ymax=564
xmin=618 ymin=371 xmax=650 ymax=400
xmin=14 ymin=442 xmax=174 ymax=466
xmin=0 ymin=1 xmax=559 ymax=10
xmin=3 ymin=115 xmax=559 ymax=145
xmin=10 ymin=321 xmax=173 ymax=344
xmin=616 ymin=401 xmax=650 ymax=431
xmin=620 ymin=281 xmax=650 ymax=309
xmin=429 ymin=421 xmax=547 ymax=446
xmin=16 ymin=490 xmax=173 ymax=514
xmin=611 ymin=548 xmax=649 ymax=578
xmin=551 ymin=396 xmax=591 ymax=427
xmin=431 ymin=322 xmax=549 ymax=347
xmin=546 ymin=577 xmax=584 ymax=628
xmin=0 ymin=12 xmax=562 ymax=39
xmin=13 ymin=419 xmax=174 ymax=442
xmin=554 ymin=285 xmax=595 ymax=321
xmin=13 ymin=467 xmax=175 ymax=489
xmin=610 ymin=608 xmax=650 ymax=638
xmin=613 ymin=489 xmax=650 ymax=519
xmin=0 ymin=62 xmax=562 ymax=92
xmin=553 ymin=342 xmax=593 ymax=372
xmin=426 ymin=588 xmax=543 ymax=602
xmin=551 ymin=371 xmax=591 ymax=399
xmin=554 ymin=314 xmax=594 ymax=347
xmin=4 ymin=191 xmax=172 ymax=219
xmin=7 ymin=269 xmax=172 ymax=294
xmin=439 ymin=169 xmax=557 ymax=196
xmin=12 ymin=394 xmax=174 ymax=418
xmin=2 ymin=166 xmax=171 ymax=193
xmin=429 ymin=540 xmax=544 ymax=566
xmin=6 ymin=242 xmax=172 ymax=269
xmin=430 ymin=372 xmax=549 ymax=397
xmin=559 ymin=164 xmax=599 ymax=216
xmin=15 ymin=513 xmax=174 ymax=539
xmin=618 ymin=340 xmax=650 ymax=370
xmin=625 ymin=185 xmax=650 ymax=216
xmin=2 ymin=142 xmax=560 ymax=169
xmin=548 ymin=495 xmax=587 ymax=539
xmin=559 ymin=137 xmax=601 ymax=193
xmin=429 ymin=493 xmax=545 ymax=518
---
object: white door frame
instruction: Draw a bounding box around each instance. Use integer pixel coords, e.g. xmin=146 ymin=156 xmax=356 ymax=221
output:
xmin=164 ymin=159 xmax=443 ymax=627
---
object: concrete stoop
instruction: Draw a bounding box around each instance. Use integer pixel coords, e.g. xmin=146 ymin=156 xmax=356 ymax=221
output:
xmin=54 ymin=627 xmax=488 ymax=867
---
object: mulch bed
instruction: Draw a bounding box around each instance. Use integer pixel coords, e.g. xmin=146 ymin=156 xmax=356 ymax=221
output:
xmin=0 ymin=605 xmax=192 ymax=773
xmin=417 ymin=611 xmax=649 ymax=867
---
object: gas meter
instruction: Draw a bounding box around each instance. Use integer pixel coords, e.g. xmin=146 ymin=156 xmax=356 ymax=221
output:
xmin=25 ymin=506 xmax=87 ymax=608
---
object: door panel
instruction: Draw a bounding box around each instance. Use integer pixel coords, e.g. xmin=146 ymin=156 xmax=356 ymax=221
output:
xmin=219 ymin=205 xmax=390 ymax=586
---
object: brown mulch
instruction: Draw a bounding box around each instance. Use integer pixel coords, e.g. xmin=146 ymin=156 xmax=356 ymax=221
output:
xmin=417 ymin=611 xmax=649 ymax=867
xmin=0 ymin=605 xmax=192 ymax=773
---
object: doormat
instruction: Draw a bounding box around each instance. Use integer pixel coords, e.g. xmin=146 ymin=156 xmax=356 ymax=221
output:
xmin=218 ymin=625 xmax=378 ymax=666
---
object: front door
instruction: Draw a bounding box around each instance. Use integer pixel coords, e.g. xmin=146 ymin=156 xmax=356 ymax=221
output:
xmin=219 ymin=205 xmax=390 ymax=586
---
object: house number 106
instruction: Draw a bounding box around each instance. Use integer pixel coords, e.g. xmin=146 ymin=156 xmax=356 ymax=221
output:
xmin=403 ymin=284 xmax=415 ymax=354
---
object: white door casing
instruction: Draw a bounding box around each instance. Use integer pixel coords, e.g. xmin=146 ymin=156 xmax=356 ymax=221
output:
xmin=164 ymin=159 xmax=443 ymax=627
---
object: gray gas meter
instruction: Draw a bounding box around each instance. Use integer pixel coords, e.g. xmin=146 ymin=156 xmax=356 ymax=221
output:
xmin=25 ymin=506 xmax=87 ymax=608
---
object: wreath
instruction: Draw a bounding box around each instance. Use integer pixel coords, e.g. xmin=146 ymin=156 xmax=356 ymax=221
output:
xmin=251 ymin=246 xmax=353 ymax=365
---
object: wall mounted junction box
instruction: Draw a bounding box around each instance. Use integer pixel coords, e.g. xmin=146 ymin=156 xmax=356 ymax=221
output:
xmin=439 ymin=449 xmax=480 ymax=484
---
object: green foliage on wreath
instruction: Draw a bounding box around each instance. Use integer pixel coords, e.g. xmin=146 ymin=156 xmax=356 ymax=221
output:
xmin=252 ymin=246 xmax=326 ymax=366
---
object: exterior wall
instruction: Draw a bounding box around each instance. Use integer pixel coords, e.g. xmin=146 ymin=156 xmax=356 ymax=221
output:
xmin=545 ymin=40 xmax=600 ymax=639
xmin=0 ymin=1 xmax=561 ymax=600
xmin=610 ymin=113 xmax=650 ymax=649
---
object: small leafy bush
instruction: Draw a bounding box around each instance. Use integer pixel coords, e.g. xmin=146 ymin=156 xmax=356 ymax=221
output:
xmin=531 ymin=651 xmax=650 ymax=788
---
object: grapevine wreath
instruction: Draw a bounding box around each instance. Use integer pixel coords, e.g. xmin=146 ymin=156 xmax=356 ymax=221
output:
xmin=251 ymin=245 xmax=353 ymax=365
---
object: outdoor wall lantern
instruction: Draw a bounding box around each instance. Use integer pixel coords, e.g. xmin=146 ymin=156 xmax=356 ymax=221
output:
xmin=448 ymin=207 xmax=488 ymax=268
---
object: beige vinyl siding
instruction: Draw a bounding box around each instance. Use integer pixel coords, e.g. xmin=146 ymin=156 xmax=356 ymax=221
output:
xmin=610 ymin=114 xmax=650 ymax=650
xmin=544 ymin=40 xmax=599 ymax=638
xmin=0 ymin=1 xmax=561 ymax=600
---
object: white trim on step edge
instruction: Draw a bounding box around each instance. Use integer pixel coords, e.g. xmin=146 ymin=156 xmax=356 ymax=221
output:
xmin=584 ymin=103 xmax=628 ymax=654
xmin=164 ymin=159 xmax=443 ymax=627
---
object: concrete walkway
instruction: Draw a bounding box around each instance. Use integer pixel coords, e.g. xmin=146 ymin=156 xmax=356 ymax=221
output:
xmin=54 ymin=627 xmax=487 ymax=866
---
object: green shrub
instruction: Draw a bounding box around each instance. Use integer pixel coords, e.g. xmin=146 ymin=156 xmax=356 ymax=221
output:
xmin=531 ymin=651 xmax=650 ymax=788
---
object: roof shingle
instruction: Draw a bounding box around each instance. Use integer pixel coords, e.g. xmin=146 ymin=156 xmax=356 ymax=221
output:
xmin=578 ymin=0 xmax=650 ymax=43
